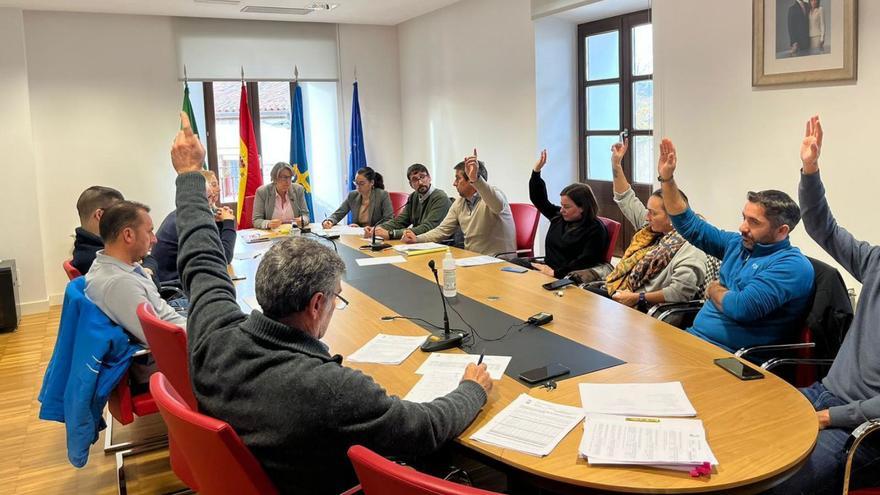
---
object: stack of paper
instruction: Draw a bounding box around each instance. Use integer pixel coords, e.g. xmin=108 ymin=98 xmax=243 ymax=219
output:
xmin=455 ymin=255 xmax=504 ymax=267
xmin=393 ymin=243 xmax=448 ymax=257
xmin=416 ymin=353 xmax=511 ymax=380
xmin=347 ymin=334 xmax=427 ymax=365
xmin=470 ymin=394 xmax=585 ymax=456
xmin=355 ymin=256 xmax=407 ymax=267
xmin=579 ymin=382 xmax=697 ymax=417
xmin=578 ymin=414 xmax=718 ymax=472
xmin=404 ymin=371 xmax=464 ymax=403
xmin=241 ymin=230 xmax=273 ymax=244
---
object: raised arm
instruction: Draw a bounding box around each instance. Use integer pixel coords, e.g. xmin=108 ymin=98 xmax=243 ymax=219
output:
xmin=611 ymin=139 xmax=631 ymax=195
xmin=466 ymin=149 xmax=508 ymax=215
xmin=529 ymin=149 xmax=561 ymax=220
xmin=171 ymin=112 xmax=245 ymax=347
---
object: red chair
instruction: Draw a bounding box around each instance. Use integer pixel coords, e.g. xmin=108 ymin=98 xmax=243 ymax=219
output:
xmin=63 ymin=259 xmax=82 ymax=280
xmin=137 ymin=302 xmax=198 ymax=489
xmin=238 ymin=195 xmax=255 ymax=230
xmin=509 ymin=203 xmax=540 ymax=258
xmin=348 ymin=445 xmax=502 ymax=495
xmin=597 ymin=216 xmax=621 ymax=263
xmin=389 ymin=191 xmax=408 ymax=215
xmin=149 ymin=372 xmax=279 ymax=495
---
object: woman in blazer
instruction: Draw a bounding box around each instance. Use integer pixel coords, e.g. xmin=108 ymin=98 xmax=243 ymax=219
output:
xmin=323 ymin=166 xmax=393 ymax=228
xmin=252 ymin=162 xmax=309 ymax=230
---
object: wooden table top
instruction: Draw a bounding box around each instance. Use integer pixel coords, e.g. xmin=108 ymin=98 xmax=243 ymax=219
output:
xmin=229 ymin=231 xmax=817 ymax=494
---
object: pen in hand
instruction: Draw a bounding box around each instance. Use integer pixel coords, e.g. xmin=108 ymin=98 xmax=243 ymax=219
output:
xmin=477 ymin=351 xmax=485 ymax=366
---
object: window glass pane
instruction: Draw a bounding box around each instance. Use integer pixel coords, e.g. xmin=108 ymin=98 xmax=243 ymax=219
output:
xmin=187 ymin=83 xmax=208 ymax=142
xmin=633 ymin=80 xmax=653 ymax=130
xmin=212 ymin=82 xmax=242 ymax=204
xmin=632 ymin=24 xmax=653 ymax=76
xmin=586 ymin=30 xmax=619 ymax=81
xmin=301 ymin=81 xmax=344 ymax=217
xmin=587 ymin=135 xmax=619 ymax=182
xmin=587 ymin=84 xmax=619 ymax=131
xmin=633 ymin=135 xmax=654 ymax=185
xmin=257 ymin=81 xmax=292 ymax=182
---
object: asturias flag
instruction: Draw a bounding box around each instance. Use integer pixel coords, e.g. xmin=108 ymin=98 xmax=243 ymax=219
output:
xmin=290 ymin=81 xmax=314 ymax=219
xmin=237 ymin=83 xmax=263 ymax=222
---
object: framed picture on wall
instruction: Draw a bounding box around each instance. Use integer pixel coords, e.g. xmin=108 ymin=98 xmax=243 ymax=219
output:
xmin=752 ymin=0 xmax=857 ymax=86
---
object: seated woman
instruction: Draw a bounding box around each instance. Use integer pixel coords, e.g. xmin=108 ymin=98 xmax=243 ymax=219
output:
xmin=598 ymin=139 xmax=707 ymax=311
xmin=323 ymin=166 xmax=393 ymax=229
xmin=518 ymin=149 xmax=609 ymax=279
xmin=253 ymin=162 xmax=310 ymax=230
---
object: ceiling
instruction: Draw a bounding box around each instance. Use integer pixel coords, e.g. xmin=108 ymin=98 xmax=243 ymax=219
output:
xmin=0 ymin=0 xmax=464 ymax=25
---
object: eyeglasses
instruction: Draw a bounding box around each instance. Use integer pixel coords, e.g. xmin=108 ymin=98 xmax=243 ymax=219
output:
xmin=352 ymin=180 xmax=369 ymax=187
xmin=277 ymin=175 xmax=293 ymax=182
xmin=409 ymin=174 xmax=430 ymax=184
xmin=334 ymin=291 xmax=349 ymax=310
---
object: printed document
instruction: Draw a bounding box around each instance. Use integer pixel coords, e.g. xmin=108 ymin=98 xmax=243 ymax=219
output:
xmin=455 ymin=255 xmax=504 ymax=267
xmin=403 ymin=371 xmax=464 ymax=403
xmin=470 ymin=394 xmax=585 ymax=456
xmin=355 ymin=256 xmax=408 ymax=267
xmin=416 ymin=353 xmax=512 ymax=380
xmin=347 ymin=334 xmax=427 ymax=365
xmin=579 ymin=382 xmax=697 ymax=417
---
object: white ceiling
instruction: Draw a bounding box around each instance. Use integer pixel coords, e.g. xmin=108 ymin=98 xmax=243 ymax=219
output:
xmin=0 ymin=0 xmax=463 ymax=25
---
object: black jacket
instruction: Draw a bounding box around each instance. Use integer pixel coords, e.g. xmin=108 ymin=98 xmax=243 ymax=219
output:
xmin=807 ymin=257 xmax=854 ymax=362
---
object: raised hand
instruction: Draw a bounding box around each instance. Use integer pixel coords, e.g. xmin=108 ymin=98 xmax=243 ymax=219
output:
xmin=611 ymin=138 xmax=629 ymax=167
xmin=657 ymin=138 xmax=677 ymax=181
xmin=465 ymin=148 xmax=479 ymax=183
xmin=801 ymin=115 xmax=823 ymax=174
xmin=171 ymin=112 xmax=206 ymax=174
xmin=533 ymin=149 xmax=548 ymax=172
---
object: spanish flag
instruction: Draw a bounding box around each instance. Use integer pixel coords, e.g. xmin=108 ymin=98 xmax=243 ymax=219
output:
xmin=237 ymin=83 xmax=263 ymax=221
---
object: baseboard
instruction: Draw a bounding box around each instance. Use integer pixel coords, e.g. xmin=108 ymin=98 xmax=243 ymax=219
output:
xmin=21 ymin=299 xmax=50 ymax=315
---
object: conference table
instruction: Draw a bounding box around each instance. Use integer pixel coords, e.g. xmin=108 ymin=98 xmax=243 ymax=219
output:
xmin=228 ymin=229 xmax=817 ymax=494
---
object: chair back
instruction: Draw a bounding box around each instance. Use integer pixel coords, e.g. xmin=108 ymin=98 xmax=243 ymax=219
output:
xmin=388 ymin=192 xmax=409 ymax=214
xmin=348 ymin=445 xmax=502 ymax=495
xmin=510 ymin=203 xmax=540 ymax=257
xmin=137 ymin=303 xmax=196 ymax=409
xmin=238 ymin=195 xmax=255 ymax=230
xmin=597 ymin=217 xmax=621 ymax=263
xmin=63 ymin=259 xmax=82 ymax=280
xmin=150 ymin=373 xmax=278 ymax=495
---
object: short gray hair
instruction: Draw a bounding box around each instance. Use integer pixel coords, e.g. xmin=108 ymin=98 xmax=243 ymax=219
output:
xmin=255 ymin=237 xmax=346 ymax=319
xmin=270 ymin=162 xmax=295 ymax=182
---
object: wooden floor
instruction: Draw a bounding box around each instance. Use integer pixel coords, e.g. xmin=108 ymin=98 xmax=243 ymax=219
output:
xmin=0 ymin=307 xmax=186 ymax=495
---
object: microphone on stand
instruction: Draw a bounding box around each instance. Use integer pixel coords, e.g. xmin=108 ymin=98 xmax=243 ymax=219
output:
xmin=421 ymin=259 xmax=464 ymax=352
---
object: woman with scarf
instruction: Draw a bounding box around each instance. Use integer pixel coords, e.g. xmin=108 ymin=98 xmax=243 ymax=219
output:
xmin=602 ymin=139 xmax=708 ymax=311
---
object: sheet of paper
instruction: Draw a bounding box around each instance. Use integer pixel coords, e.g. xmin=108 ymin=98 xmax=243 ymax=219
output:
xmin=355 ymin=256 xmax=407 ymax=267
xmin=455 ymin=255 xmax=504 ymax=267
xmin=347 ymin=334 xmax=427 ymax=365
xmin=393 ymin=242 xmax=447 ymax=253
xmin=470 ymin=394 xmax=585 ymax=457
xmin=317 ymin=225 xmax=365 ymax=237
xmin=578 ymin=414 xmax=718 ymax=467
xmin=403 ymin=371 xmax=464 ymax=403
xmin=234 ymin=247 xmax=270 ymax=260
xmin=579 ymin=382 xmax=697 ymax=417
xmin=416 ymin=353 xmax=511 ymax=380
xmin=243 ymin=296 xmax=262 ymax=312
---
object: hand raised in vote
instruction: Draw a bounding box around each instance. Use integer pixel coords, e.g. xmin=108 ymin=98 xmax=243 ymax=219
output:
xmin=171 ymin=111 xmax=206 ymax=175
xmin=657 ymin=138 xmax=677 ymax=181
xmin=611 ymin=138 xmax=629 ymax=168
xmin=533 ymin=149 xmax=548 ymax=173
xmin=401 ymin=230 xmax=418 ymax=244
xmin=801 ymin=115 xmax=823 ymax=175
xmin=465 ymin=148 xmax=480 ymax=183
xmin=462 ymin=363 xmax=493 ymax=395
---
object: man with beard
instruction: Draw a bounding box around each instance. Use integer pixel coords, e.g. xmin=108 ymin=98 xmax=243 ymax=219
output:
xmin=655 ymin=138 xmax=814 ymax=353
xmin=364 ymin=163 xmax=451 ymax=241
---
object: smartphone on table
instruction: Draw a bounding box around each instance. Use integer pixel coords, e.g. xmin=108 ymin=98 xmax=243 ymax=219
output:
xmin=519 ymin=363 xmax=571 ymax=384
xmin=714 ymin=357 xmax=764 ymax=380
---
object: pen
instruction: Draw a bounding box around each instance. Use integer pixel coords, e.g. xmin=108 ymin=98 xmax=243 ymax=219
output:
xmin=477 ymin=351 xmax=485 ymax=365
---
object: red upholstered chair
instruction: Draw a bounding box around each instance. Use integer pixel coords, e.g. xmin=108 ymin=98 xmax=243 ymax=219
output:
xmin=149 ymin=372 xmax=279 ymax=495
xmin=597 ymin=216 xmax=621 ymax=263
xmin=63 ymin=259 xmax=82 ymax=280
xmin=509 ymin=203 xmax=540 ymax=258
xmin=348 ymin=445 xmax=502 ymax=495
xmin=238 ymin=195 xmax=255 ymax=230
xmin=388 ymin=191 xmax=408 ymax=215
xmin=137 ymin=302 xmax=198 ymax=489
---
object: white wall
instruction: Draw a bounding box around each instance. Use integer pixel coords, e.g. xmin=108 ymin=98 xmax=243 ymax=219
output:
xmin=653 ymin=0 xmax=878 ymax=291
xmin=398 ymin=0 xmax=537 ymax=203
xmin=0 ymin=8 xmax=48 ymax=313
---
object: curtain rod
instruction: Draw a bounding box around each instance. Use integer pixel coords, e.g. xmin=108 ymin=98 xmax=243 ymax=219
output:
xmin=179 ymin=77 xmax=339 ymax=83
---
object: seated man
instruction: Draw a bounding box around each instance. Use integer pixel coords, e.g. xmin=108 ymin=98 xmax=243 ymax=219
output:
xmin=152 ymin=170 xmax=237 ymax=283
xmin=766 ymin=116 xmax=880 ymax=494
xmin=657 ymin=138 xmax=814 ymax=352
xmin=170 ymin=113 xmax=492 ymax=495
xmin=365 ymin=163 xmax=451 ymax=241
xmin=403 ymin=151 xmax=516 ymax=257
xmin=72 ymin=186 xmax=124 ymax=275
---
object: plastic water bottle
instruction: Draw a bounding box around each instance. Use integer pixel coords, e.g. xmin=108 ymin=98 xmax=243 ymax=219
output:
xmin=442 ymin=249 xmax=457 ymax=298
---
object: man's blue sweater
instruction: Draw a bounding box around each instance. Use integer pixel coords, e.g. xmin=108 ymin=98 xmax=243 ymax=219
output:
xmin=671 ymin=208 xmax=814 ymax=352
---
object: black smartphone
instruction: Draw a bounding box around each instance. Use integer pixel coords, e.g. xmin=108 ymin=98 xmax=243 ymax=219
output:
xmin=519 ymin=363 xmax=570 ymax=384
xmin=714 ymin=357 xmax=764 ymax=380
xmin=542 ymin=278 xmax=574 ymax=291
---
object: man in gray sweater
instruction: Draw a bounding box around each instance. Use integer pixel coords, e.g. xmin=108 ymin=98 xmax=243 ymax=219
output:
xmin=169 ymin=113 xmax=493 ymax=495
xmin=767 ymin=116 xmax=880 ymax=493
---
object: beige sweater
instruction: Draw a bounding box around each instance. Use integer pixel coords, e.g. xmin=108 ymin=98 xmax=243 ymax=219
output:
xmin=416 ymin=178 xmax=516 ymax=256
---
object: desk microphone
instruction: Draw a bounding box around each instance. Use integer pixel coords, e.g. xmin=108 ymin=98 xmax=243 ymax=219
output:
xmin=421 ymin=259 xmax=464 ymax=352
xmin=365 ymin=222 xmax=391 ymax=251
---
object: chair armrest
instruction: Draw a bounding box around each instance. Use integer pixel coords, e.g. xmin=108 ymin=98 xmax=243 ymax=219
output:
xmin=647 ymin=300 xmax=704 ymax=319
xmin=158 ymin=284 xmax=186 ymax=301
xmin=339 ymin=485 xmax=362 ymax=495
xmin=843 ymin=418 xmax=880 ymax=494
xmin=132 ymin=348 xmax=151 ymax=358
xmin=760 ymin=357 xmax=834 ymax=371
xmin=735 ymin=342 xmax=816 ymax=359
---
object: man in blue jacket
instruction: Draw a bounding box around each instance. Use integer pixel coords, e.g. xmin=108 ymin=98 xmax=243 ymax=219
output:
xmin=656 ymin=138 xmax=814 ymax=353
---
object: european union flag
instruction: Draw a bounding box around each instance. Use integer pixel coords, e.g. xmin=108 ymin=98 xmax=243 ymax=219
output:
xmin=349 ymin=81 xmax=367 ymax=190
xmin=290 ymin=81 xmax=314 ymax=219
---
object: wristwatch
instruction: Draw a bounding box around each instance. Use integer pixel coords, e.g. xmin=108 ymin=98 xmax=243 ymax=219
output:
xmin=657 ymin=175 xmax=673 ymax=183
xmin=637 ymin=292 xmax=648 ymax=310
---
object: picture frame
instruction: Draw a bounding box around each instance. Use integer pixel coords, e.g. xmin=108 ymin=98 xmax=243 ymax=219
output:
xmin=752 ymin=0 xmax=857 ymax=86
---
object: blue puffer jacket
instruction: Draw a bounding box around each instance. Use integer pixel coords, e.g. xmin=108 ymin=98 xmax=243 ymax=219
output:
xmin=38 ymin=277 xmax=141 ymax=467
xmin=671 ymin=208 xmax=815 ymax=352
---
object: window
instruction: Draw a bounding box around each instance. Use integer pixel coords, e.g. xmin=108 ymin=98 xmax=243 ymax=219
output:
xmin=578 ymin=10 xmax=653 ymax=254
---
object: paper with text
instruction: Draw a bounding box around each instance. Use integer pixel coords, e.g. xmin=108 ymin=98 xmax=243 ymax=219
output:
xmin=455 ymin=255 xmax=504 ymax=267
xmin=355 ymin=256 xmax=407 ymax=267
xmin=403 ymin=371 xmax=464 ymax=403
xmin=347 ymin=334 xmax=427 ymax=365
xmin=470 ymin=394 xmax=584 ymax=456
xmin=416 ymin=353 xmax=511 ymax=380
xmin=579 ymin=382 xmax=697 ymax=417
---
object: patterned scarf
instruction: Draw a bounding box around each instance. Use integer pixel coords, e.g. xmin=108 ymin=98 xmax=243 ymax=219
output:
xmin=606 ymin=227 xmax=686 ymax=294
